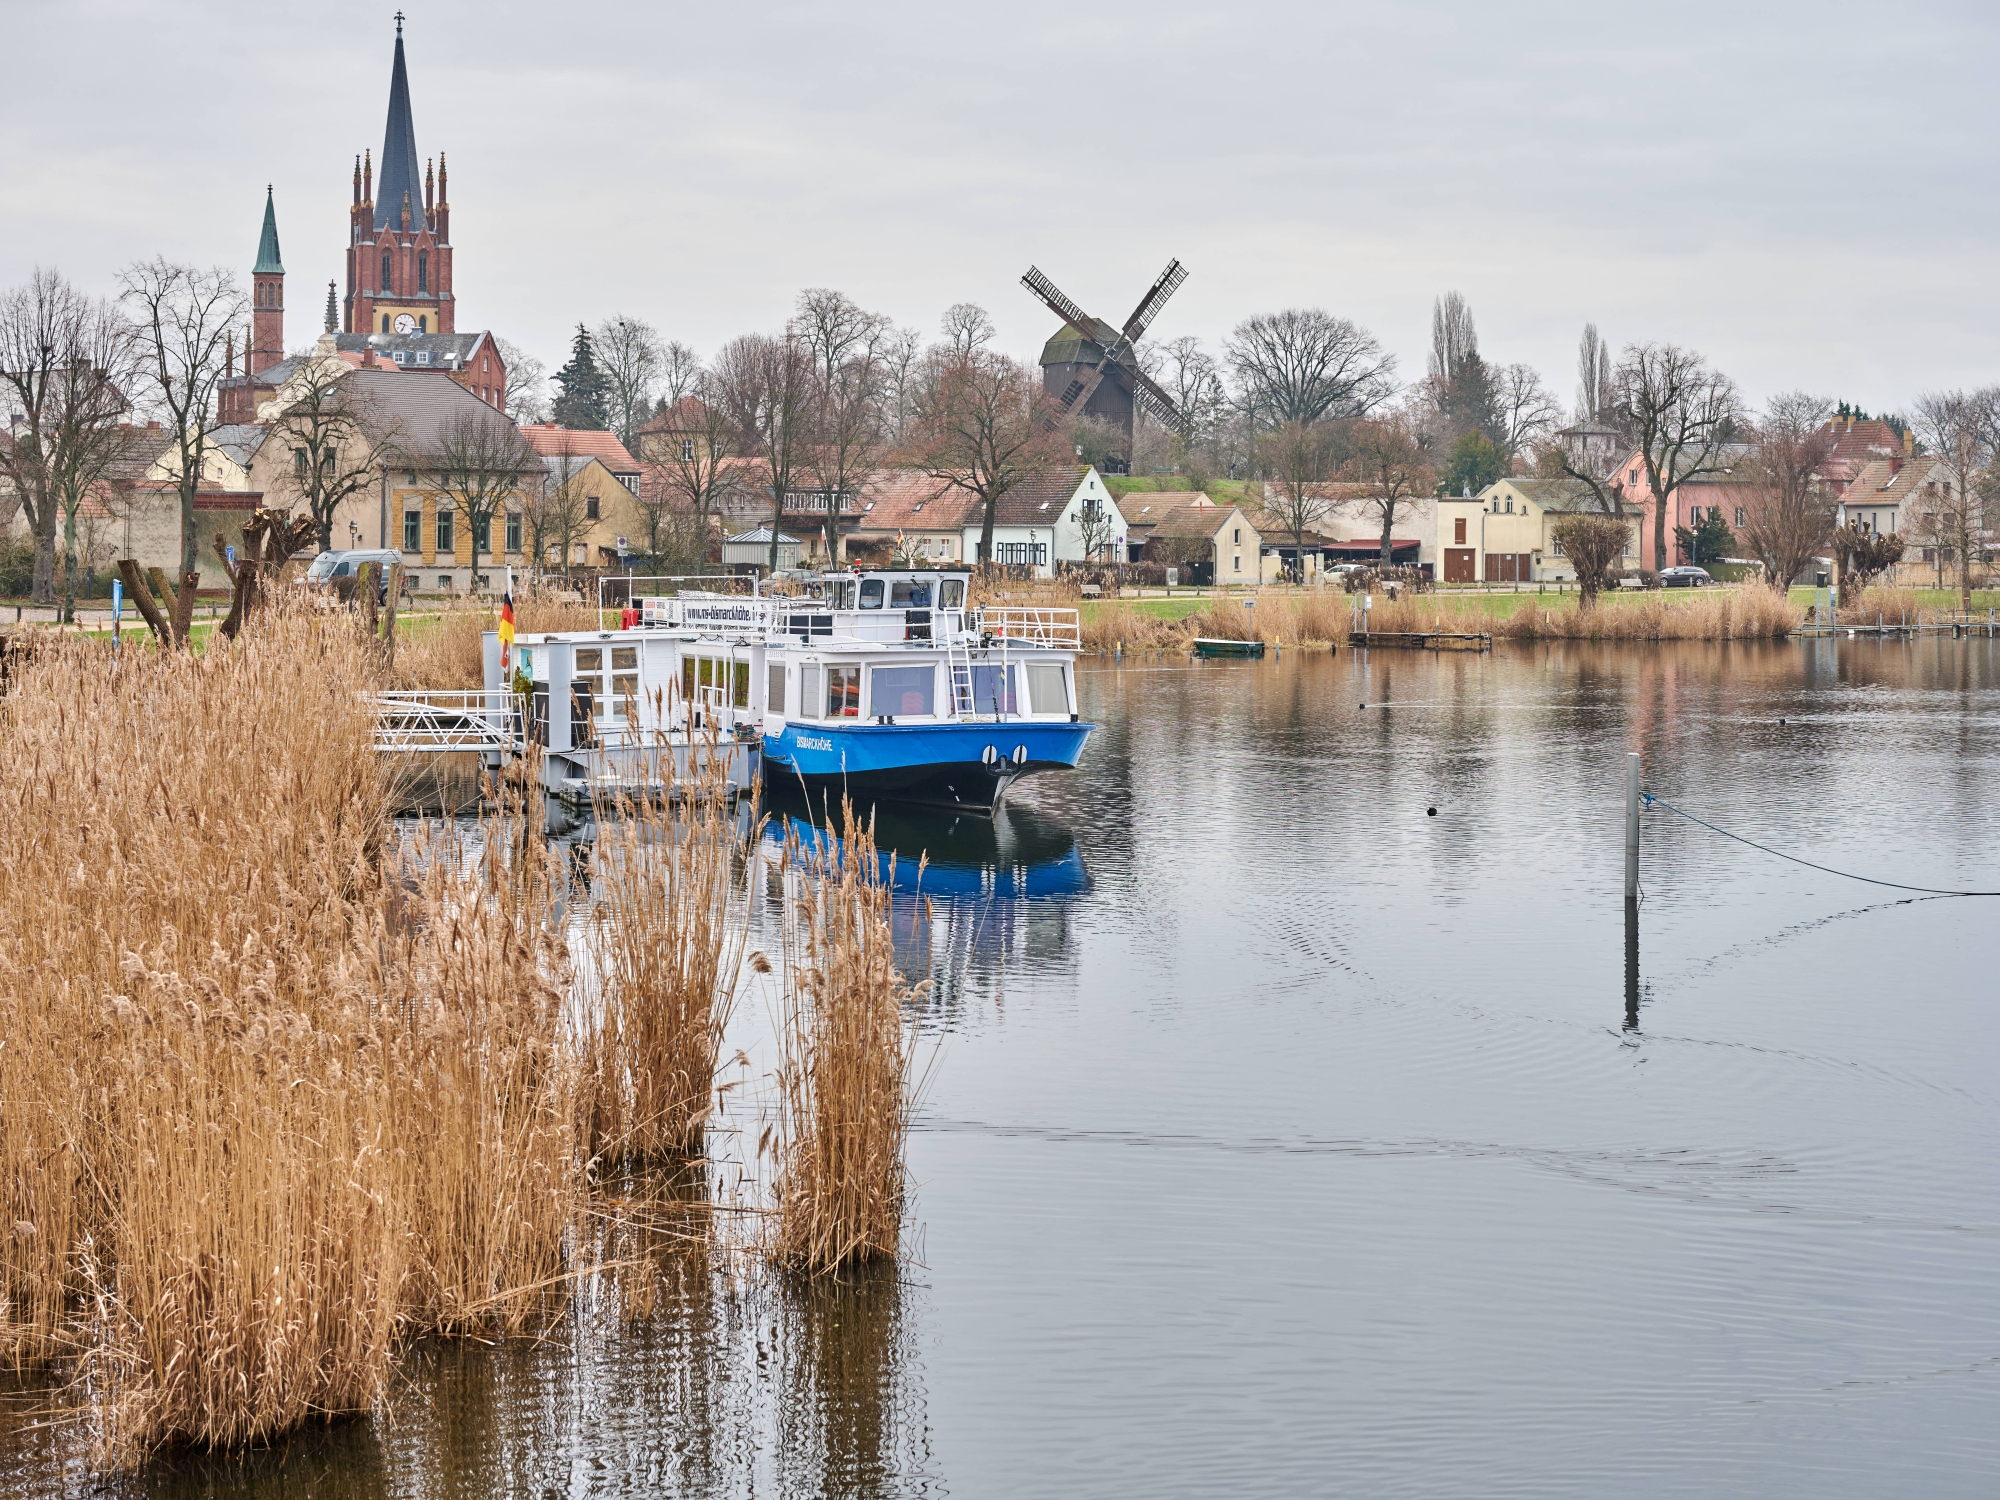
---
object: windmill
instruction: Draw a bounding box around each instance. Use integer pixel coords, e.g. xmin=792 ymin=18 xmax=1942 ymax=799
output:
xmin=1020 ymin=259 xmax=1192 ymax=462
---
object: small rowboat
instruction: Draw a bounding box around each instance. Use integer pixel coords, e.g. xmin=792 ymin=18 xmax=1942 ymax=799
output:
xmin=1192 ymin=637 xmax=1265 ymax=658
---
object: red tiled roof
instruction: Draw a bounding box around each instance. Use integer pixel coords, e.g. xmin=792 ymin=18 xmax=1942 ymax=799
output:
xmin=851 ymin=471 xmax=980 ymax=531
xmin=636 ymin=397 xmax=709 ymax=434
xmin=518 ymin=423 xmax=638 ymax=468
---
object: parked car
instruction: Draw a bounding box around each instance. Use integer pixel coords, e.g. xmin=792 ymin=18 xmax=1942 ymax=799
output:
xmin=1659 ymin=565 xmax=1713 ymax=588
xmin=303 ymin=549 xmax=404 ymax=605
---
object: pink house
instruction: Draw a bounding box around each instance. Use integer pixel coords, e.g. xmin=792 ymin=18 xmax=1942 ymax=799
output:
xmin=1606 ymin=447 xmax=1754 ymax=570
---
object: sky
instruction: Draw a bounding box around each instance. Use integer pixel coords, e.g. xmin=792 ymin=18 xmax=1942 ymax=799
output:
xmin=4 ymin=0 xmax=1996 ymax=415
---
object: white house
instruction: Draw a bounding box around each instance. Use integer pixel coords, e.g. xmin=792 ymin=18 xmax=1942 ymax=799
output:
xmin=960 ymin=466 xmax=1126 ymax=577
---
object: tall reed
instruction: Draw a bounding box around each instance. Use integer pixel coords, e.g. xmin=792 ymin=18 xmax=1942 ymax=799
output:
xmin=771 ymin=811 xmax=918 ymax=1272
xmin=0 ymin=607 xmax=586 ymax=1463
xmin=584 ymin=744 xmax=754 ymax=1165
xmin=388 ymin=591 xmax=601 ymax=691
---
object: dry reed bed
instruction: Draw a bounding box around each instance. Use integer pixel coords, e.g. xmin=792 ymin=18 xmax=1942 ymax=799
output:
xmin=770 ymin=812 xmax=919 ymax=1271
xmin=1080 ymin=584 xmax=1801 ymax=651
xmin=0 ymin=613 xmax=581 ymax=1464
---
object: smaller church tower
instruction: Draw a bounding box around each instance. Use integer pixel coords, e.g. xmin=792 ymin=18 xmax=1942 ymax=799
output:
xmin=251 ymin=186 xmax=284 ymax=375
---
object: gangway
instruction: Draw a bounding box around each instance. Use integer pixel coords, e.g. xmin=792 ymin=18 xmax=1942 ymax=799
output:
xmin=370 ymin=690 xmax=520 ymax=754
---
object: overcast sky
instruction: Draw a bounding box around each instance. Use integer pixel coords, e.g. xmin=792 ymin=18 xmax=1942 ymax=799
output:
xmin=4 ymin=0 xmax=1995 ymax=414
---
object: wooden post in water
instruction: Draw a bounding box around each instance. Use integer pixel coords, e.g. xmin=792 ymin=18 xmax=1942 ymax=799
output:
xmin=1625 ymin=751 xmax=1640 ymax=902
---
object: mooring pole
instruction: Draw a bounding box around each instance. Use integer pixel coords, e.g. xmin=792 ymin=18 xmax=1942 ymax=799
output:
xmin=1625 ymin=752 xmax=1640 ymax=902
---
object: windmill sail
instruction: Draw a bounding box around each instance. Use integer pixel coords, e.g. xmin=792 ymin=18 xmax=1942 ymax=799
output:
xmin=1121 ymin=259 xmax=1187 ymax=344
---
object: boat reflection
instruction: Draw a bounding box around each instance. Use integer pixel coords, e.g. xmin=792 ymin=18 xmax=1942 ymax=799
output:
xmin=760 ymin=786 xmax=1089 ymax=1016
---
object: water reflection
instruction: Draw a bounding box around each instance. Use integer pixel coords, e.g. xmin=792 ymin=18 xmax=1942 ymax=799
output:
xmin=761 ymin=786 xmax=1089 ymax=1020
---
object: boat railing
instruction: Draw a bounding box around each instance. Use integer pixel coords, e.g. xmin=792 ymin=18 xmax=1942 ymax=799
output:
xmin=370 ymin=690 xmax=520 ymax=754
xmin=977 ymin=605 xmax=1080 ymax=649
xmin=599 ymin=574 xmax=756 ymax=613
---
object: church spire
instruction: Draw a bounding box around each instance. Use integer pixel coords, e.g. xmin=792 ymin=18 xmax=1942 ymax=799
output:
xmin=374 ymin=21 xmax=422 ymax=232
xmin=324 ymin=281 xmax=338 ymax=334
xmin=254 ymin=185 xmax=283 ymax=274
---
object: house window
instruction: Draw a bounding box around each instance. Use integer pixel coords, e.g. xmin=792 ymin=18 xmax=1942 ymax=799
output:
xmin=506 ymin=512 xmax=522 ymax=552
xmin=417 ymin=252 xmax=427 ymax=292
xmin=994 ymin=542 xmax=1047 ymax=566
xmin=1628 ymin=468 xmax=1638 ymax=484
xmin=1233 ymin=553 xmax=1242 ymax=572
xmin=1233 ymin=527 xmax=1241 ymax=543
xmin=1736 ymin=507 xmax=1746 ymax=526
xmin=681 ymin=439 xmax=694 ymax=461
xmin=585 ymin=497 xmax=600 ymax=521
xmin=472 ymin=515 xmax=490 ymax=554
xmin=1454 ymin=517 xmax=1467 ymax=544
xmin=436 ymin=506 xmax=454 ymax=554
xmin=403 ymin=511 xmax=421 ymax=552
xmin=1504 ymin=498 xmax=1513 ymax=514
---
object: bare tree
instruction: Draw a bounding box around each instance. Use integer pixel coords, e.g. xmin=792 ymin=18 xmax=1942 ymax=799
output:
xmin=497 ymin=336 xmax=548 ymax=424
xmin=1226 ymin=308 xmax=1397 ymax=429
xmin=428 ymin=406 xmax=537 ymax=586
xmin=1552 ymin=342 xmax=1741 ymax=571
xmin=267 ymin=351 xmax=392 ymax=550
xmin=1343 ymin=411 xmax=1434 ymax=566
xmin=1738 ymin=392 xmax=1837 ymax=592
xmin=1830 ymin=520 xmax=1905 ymax=592
xmin=1549 ymin=513 xmax=1632 ymax=608
xmin=802 ymin=335 xmax=890 ymax=563
xmin=1153 ymin=334 xmax=1228 ymax=459
xmin=878 ymin=325 xmax=926 ymax=447
xmin=939 ymin=302 xmax=995 ymax=359
xmin=1254 ymin=420 xmax=1340 ymax=579
xmin=644 ymin=370 xmax=740 ymax=559
xmin=714 ymin=331 xmax=816 ymax=573
xmin=1422 ymin=291 xmax=1497 ymax=447
xmin=1074 ymin=488 xmax=1117 ymax=564
xmin=524 ymin=434 xmax=594 ymax=575
xmin=658 ymin=340 xmax=701 ymax=411
xmin=121 ymin=258 xmax=244 ymax=646
xmin=593 ymin=314 xmax=666 ymax=451
xmin=1574 ymin=323 xmax=1616 ymax=426
xmin=791 ymin=288 xmax=888 ymax=382
xmin=0 ymin=271 xmax=135 ymax=614
xmin=905 ymin=348 xmax=1067 ymax=566
xmin=1910 ymin=388 xmax=1998 ymax=611
xmin=1495 ymin=363 xmax=1561 ymax=463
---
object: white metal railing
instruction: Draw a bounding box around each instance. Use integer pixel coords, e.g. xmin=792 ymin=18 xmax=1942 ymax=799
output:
xmin=371 ymin=690 xmax=520 ymax=753
xmin=597 ymin=574 xmax=755 ymax=614
xmin=976 ymin=605 xmax=1080 ymax=649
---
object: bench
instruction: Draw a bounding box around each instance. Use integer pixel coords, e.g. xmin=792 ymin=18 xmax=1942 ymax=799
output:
xmin=1080 ymin=582 xmax=1102 ymax=599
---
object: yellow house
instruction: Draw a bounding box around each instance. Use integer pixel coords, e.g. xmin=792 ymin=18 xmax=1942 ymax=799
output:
xmin=1436 ymin=478 xmax=1641 ymax=584
xmin=520 ymin=425 xmax=646 ymax=568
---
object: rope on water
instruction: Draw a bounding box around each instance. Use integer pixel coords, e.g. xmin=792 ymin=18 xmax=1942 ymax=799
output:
xmin=1641 ymin=791 xmax=2000 ymax=897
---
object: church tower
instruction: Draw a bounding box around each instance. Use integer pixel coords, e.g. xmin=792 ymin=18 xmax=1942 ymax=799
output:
xmin=251 ymin=186 xmax=284 ymax=374
xmin=344 ymin=17 xmax=454 ymax=337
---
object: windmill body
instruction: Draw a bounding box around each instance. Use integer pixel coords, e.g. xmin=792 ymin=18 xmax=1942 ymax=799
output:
xmin=1021 ymin=260 xmax=1193 ymax=466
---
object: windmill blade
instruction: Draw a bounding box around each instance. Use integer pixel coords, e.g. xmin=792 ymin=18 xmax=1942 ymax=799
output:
xmin=1056 ymin=359 xmax=1113 ymax=416
xmin=1021 ymin=266 xmax=1101 ymax=338
xmin=1130 ymin=366 xmax=1193 ymax=436
xmin=1121 ymin=259 xmax=1187 ymax=344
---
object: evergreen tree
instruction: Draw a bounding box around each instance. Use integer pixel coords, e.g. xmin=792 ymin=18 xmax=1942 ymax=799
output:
xmin=1672 ymin=508 xmax=1736 ymax=565
xmin=552 ymin=323 xmax=610 ymax=429
xmin=1439 ymin=431 xmax=1505 ymax=498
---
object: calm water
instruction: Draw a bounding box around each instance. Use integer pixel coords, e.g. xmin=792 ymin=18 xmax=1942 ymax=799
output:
xmin=9 ymin=638 xmax=1999 ymax=1497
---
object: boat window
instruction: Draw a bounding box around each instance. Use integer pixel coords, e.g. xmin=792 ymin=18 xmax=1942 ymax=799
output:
xmin=730 ymin=662 xmax=750 ymax=708
xmin=826 ymin=665 xmax=861 ymax=717
xmin=768 ymin=663 xmax=786 ymax=714
xmin=870 ymin=664 xmax=935 ymax=718
xmin=858 ymin=579 xmax=885 ymax=610
xmin=612 ymin=670 xmax=638 ymax=718
xmin=890 ymin=578 xmax=931 ymax=608
xmin=1025 ymin=663 xmax=1068 ymax=715
xmin=939 ymin=579 xmax=964 ymax=609
xmin=612 ymin=646 xmax=637 ymax=671
xmin=968 ymin=664 xmax=1016 ymax=715
xmin=575 ymin=648 xmax=603 ymax=673
xmin=798 ymin=665 xmax=821 ymax=719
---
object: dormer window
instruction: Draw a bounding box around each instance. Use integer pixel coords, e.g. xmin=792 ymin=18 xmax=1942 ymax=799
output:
xmin=416 ymin=350 xmax=431 ymax=365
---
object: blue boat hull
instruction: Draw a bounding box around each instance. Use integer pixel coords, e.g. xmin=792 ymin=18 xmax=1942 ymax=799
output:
xmin=762 ymin=720 xmax=1093 ymax=810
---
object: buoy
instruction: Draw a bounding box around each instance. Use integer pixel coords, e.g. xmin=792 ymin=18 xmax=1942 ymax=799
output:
xmin=1427 ymin=807 xmax=1437 ymax=816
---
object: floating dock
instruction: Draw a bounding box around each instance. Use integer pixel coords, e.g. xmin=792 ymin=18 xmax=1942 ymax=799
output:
xmin=1350 ymin=631 xmax=1492 ymax=652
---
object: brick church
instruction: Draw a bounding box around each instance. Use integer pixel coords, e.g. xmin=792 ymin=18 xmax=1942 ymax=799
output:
xmin=221 ymin=20 xmax=506 ymax=424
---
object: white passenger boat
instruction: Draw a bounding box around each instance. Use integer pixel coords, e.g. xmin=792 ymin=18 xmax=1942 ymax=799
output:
xmin=472 ymin=568 xmax=1092 ymax=811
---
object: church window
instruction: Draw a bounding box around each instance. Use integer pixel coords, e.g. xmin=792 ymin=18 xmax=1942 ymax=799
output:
xmin=419 ymin=316 xmax=427 ymax=333
xmin=381 ymin=252 xmax=392 ymax=291
xmin=418 ymin=253 xmax=427 ymax=292
xmin=382 ymin=314 xmax=391 ymax=334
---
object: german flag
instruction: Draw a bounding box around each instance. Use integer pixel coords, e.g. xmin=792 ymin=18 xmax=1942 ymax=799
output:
xmin=498 ymin=570 xmax=516 ymax=675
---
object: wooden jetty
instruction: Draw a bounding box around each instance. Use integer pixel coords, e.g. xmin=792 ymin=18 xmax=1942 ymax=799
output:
xmin=1350 ymin=631 xmax=1492 ymax=652
xmin=1192 ymin=637 xmax=1265 ymax=658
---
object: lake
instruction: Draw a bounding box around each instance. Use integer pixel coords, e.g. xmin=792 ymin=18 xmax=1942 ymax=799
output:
xmin=7 ymin=637 xmax=1997 ymax=1497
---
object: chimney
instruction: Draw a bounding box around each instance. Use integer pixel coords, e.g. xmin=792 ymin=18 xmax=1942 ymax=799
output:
xmin=1903 ymin=429 xmax=1914 ymax=457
